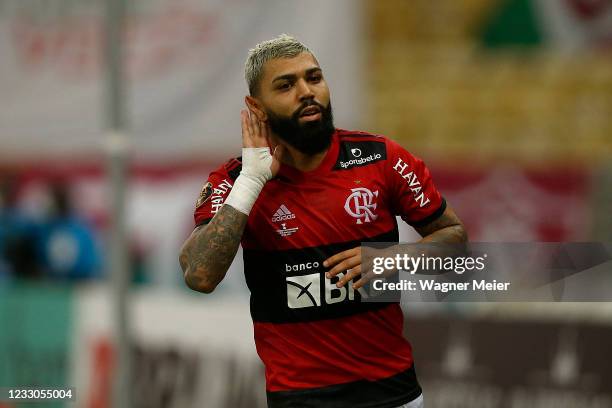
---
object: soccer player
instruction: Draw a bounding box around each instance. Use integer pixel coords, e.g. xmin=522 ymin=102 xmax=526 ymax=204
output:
xmin=179 ymin=34 xmax=467 ymax=408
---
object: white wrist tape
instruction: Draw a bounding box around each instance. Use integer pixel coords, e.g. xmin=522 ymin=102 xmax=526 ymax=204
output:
xmin=225 ymin=147 xmax=273 ymax=215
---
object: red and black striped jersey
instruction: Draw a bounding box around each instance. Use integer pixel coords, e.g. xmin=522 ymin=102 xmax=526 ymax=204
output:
xmin=193 ymin=129 xmax=445 ymax=408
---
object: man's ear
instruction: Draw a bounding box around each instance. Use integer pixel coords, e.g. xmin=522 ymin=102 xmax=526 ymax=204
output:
xmin=245 ymin=96 xmax=267 ymax=121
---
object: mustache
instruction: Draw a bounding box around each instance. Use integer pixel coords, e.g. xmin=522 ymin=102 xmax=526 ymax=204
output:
xmin=293 ymin=100 xmax=326 ymax=118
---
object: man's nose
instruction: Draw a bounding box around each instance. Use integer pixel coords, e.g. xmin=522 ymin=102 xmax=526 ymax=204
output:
xmin=296 ymin=79 xmax=315 ymax=101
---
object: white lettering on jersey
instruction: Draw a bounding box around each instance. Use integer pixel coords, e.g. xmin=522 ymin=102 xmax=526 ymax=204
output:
xmin=210 ymin=179 xmax=233 ymax=214
xmin=393 ymin=158 xmax=431 ymax=208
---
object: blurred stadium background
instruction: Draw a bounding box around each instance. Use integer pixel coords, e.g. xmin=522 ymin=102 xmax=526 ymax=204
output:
xmin=1 ymin=0 xmax=611 ymax=407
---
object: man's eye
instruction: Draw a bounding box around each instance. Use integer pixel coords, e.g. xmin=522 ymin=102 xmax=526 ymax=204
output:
xmin=278 ymin=83 xmax=291 ymax=90
xmin=309 ymin=75 xmax=322 ymax=82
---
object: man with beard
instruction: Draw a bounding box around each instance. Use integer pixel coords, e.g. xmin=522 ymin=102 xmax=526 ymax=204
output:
xmin=179 ymin=34 xmax=466 ymax=408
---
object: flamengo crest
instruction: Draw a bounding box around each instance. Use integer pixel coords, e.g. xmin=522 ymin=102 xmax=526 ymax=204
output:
xmin=344 ymin=187 xmax=379 ymax=224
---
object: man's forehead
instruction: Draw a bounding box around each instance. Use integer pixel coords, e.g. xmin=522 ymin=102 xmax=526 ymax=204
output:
xmin=262 ymin=52 xmax=320 ymax=81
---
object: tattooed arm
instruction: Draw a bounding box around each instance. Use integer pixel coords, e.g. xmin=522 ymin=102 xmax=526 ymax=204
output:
xmin=179 ymin=105 xmax=284 ymax=293
xmin=179 ymin=205 xmax=247 ymax=293
xmin=415 ymin=205 xmax=467 ymax=243
xmin=326 ymin=203 xmax=468 ymax=289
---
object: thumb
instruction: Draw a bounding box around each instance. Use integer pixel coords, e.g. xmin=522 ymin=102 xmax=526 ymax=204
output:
xmin=272 ymin=144 xmax=285 ymax=162
xmin=270 ymin=144 xmax=284 ymax=176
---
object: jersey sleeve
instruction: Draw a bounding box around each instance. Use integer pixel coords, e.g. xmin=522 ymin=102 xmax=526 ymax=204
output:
xmin=193 ymin=158 xmax=242 ymax=227
xmin=385 ymin=139 xmax=446 ymax=227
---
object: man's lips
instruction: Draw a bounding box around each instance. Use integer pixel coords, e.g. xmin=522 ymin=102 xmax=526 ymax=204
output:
xmin=299 ymin=106 xmax=321 ymax=117
xmin=300 ymin=112 xmax=321 ymax=121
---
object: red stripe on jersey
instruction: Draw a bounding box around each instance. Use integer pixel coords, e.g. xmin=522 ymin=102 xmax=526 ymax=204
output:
xmin=254 ymin=304 xmax=414 ymax=392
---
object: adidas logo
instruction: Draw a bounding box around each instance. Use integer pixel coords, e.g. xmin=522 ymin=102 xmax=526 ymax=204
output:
xmin=272 ymin=204 xmax=296 ymax=222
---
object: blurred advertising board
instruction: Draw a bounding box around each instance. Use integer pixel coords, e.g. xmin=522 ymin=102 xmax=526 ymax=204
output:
xmin=0 ymin=0 xmax=362 ymax=160
xmin=69 ymin=287 xmax=265 ymax=408
xmin=406 ymin=314 xmax=612 ymax=408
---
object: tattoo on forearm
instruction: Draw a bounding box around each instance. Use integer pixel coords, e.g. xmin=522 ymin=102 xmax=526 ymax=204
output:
xmin=419 ymin=224 xmax=467 ymax=243
xmin=416 ymin=208 xmax=468 ymax=244
xmin=180 ymin=204 xmax=248 ymax=290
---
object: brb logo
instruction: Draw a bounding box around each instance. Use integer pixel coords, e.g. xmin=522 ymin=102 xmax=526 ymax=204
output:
xmin=285 ymin=264 xmax=355 ymax=309
xmin=344 ymin=187 xmax=379 ymax=224
xmin=286 ymin=274 xmax=321 ymax=308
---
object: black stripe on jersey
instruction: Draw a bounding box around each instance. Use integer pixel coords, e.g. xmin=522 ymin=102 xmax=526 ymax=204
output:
xmin=409 ymin=197 xmax=447 ymax=227
xmin=267 ymin=364 xmax=422 ymax=408
xmin=225 ymin=156 xmax=242 ymax=181
xmin=243 ymin=228 xmax=399 ymax=324
xmin=333 ymin=140 xmax=387 ymax=170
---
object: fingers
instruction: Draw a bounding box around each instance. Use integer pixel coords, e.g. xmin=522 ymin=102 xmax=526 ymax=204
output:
xmin=353 ymin=270 xmax=377 ymax=290
xmin=241 ymin=107 xmax=269 ymax=148
xmin=248 ymin=109 xmax=259 ymax=140
xmin=240 ymin=109 xmax=252 ymax=147
xmin=323 ymin=246 xmax=379 ymax=289
xmin=336 ymin=265 xmax=361 ymax=288
xmin=325 ymin=255 xmax=360 ymax=281
xmin=261 ymin=120 xmax=271 ymax=141
xmin=323 ymin=247 xmax=355 ymax=269
xmin=324 ymin=247 xmax=360 ymax=278
xmin=324 ymin=247 xmax=362 ymax=288
xmin=248 ymin=108 xmax=267 ymax=145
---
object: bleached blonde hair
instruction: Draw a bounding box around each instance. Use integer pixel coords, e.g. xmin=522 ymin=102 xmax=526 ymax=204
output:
xmin=245 ymin=34 xmax=312 ymax=95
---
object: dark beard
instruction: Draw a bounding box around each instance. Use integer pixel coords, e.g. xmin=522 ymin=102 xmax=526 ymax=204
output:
xmin=266 ymin=101 xmax=334 ymax=155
